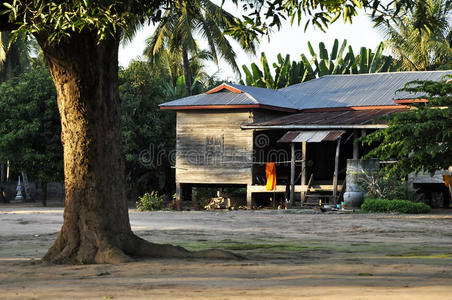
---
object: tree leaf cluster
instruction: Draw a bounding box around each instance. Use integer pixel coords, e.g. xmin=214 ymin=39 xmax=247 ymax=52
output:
xmin=363 ymin=76 xmax=452 ymax=178
xmin=242 ymin=39 xmax=402 ymax=89
xmin=119 ymin=60 xmax=177 ymax=200
xmin=0 ymin=1 xmax=170 ymax=44
xmin=0 ymin=65 xmax=63 ymax=183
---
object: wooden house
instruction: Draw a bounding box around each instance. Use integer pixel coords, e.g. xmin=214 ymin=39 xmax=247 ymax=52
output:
xmin=160 ymin=71 xmax=451 ymax=208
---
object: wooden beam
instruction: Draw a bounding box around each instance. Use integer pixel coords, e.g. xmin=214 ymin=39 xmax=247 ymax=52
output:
xmin=332 ymin=137 xmax=341 ymax=202
xmin=301 ymin=105 xmax=409 ymax=113
xmin=247 ymin=184 xmax=342 ymax=193
xmin=290 ymin=143 xmax=295 ymax=207
xmin=206 ymin=83 xmax=243 ymax=94
xmin=301 ymin=142 xmax=307 ymax=206
xmin=353 ymin=130 xmax=359 ymax=159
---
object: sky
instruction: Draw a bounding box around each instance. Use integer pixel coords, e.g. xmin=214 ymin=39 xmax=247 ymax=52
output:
xmin=118 ymin=3 xmax=386 ymax=82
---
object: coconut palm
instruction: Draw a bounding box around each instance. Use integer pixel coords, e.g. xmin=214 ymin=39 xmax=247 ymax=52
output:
xmin=144 ymin=0 xmax=256 ymax=96
xmin=375 ymin=0 xmax=452 ymax=71
xmin=157 ymin=47 xmax=219 ymax=98
xmin=0 ymin=32 xmax=32 ymax=82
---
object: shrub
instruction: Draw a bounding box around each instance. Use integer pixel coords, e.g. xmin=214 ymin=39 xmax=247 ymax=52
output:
xmin=358 ymin=171 xmax=417 ymax=200
xmin=361 ymin=198 xmax=431 ymax=214
xmin=136 ymin=191 xmax=164 ymax=211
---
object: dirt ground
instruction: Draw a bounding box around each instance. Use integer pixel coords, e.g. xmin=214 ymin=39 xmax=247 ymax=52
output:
xmin=0 ymin=205 xmax=451 ymax=299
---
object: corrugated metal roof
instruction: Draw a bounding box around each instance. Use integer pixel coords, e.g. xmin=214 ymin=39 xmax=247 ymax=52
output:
xmin=160 ymin=83 xmax=297 ymax=109
xmin=160 ymin=71 xmax=451 ymax=110
xmin=249 ymin=109 xmax=400 ymax=128
xmin=159 ymin=90 xmax=256 ymax=107
xmin=279 ymin=71 xmax=450 ymax=110
xmin=278 ymin=130 xmax=345 ymax=143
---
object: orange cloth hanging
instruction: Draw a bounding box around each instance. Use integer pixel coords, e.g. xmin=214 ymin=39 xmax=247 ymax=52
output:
xmin=265 ymin=162 xmax=277 ymax=191
xmin=443 ymin=175 xmax=451 ymax=187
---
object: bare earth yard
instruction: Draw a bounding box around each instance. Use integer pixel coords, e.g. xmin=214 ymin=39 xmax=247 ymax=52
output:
xmin=0 ymin=206 xmax=451 ymax=299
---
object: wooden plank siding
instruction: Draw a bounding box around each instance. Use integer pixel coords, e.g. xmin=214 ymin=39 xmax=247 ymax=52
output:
xmin=176 ymin=110 xmax=254 ymax=184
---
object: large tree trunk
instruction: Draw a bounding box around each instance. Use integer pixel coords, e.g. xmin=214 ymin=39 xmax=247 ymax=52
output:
xmin=36 ymin=32 xmax=192 ymax=264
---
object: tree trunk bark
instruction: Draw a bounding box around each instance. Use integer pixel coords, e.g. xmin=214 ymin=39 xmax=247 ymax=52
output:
xmin=182 ymin=43 xmax=192 ymax=96
xmin=36 ymin=32 xmax=191 ymax=264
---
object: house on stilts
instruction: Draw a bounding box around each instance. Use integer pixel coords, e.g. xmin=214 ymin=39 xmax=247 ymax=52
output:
xmin=160 ymin=71 xmax=451 ymax=209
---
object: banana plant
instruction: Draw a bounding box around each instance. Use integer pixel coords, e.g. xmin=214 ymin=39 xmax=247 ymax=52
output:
xmin=242 ymin=39 xmax=402 ymax=89
xmin=351 ymin=43 xmax=402 ymax=73
xmin=242 ymin=52 xmax=315 ymax=89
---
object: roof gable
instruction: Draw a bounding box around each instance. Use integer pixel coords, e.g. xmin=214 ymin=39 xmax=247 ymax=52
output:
xmin=160 ymin=71 xmax=451 ymax=111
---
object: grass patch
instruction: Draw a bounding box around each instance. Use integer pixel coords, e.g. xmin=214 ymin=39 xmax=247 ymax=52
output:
xmin=174 ymin=240 xmax=329 ymax=253
xmin=386 ymin=252 xmax=452 ymax=259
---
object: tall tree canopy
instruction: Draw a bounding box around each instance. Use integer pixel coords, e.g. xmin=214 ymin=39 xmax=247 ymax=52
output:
xmin=0 ymin=66 xmax=63 ymax=204
xmin=376 ymin=0 xmax=452 ymax=70
xmin=0 ymin=31 xmax=31 ymax=81
xmin=363 ymin=76 xmax=452 ymax=177
xmin=0 ymin=0 xmax=429 ymax=264
xmin=144 ymin=0 xmax=256 ymax=96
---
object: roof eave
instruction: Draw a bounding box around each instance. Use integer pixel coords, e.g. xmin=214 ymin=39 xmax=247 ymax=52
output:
xmin=241 ymin=124 xmax=389 ymax=130
xmin=160 ymin=104 xmax=297 ymax=112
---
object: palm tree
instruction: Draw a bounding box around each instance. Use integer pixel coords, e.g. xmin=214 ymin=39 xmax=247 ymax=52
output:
xmin=144 ymin=0 xmax=256 ymax=96
xmin=375 ymin=0 xmax=452 ymax=71
xmin=0 ymin=32 xmax=32 ymax=82
xmin=156 ymin=46 xmax=219 ymax=98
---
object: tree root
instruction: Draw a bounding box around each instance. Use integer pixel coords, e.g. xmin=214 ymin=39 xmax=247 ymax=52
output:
xmin=127 ymin=234 xmax=244 ymax=260
xmin=43 ymin=233 xmax=244 ymax=265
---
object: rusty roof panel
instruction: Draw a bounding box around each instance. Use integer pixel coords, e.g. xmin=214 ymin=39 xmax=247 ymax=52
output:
xmin=252 ymin=109 xmax=401 ymax=127
xmin=324 ymin=130 xmax=346 ymax=141
xmin=278 ymin=130 xmax=345 ymax=143
xmin=277 ymin=131 xmax=301 ymax=143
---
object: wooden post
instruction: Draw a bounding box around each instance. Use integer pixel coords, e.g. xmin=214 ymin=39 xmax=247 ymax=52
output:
xmin=175 ymin=182 xmax=181 ymax=211
xmin=246 ymin=185 xmax=253 ymax=209
xmin=6 ymin=160 xmax=10 ymax=181
xmin=332 ymin=137 xmax=341 ymax=203
xmin=289 ymin=142 xmax=295 ymax=207
xmin=353 ymin=130 xmax=359 ymax=159
xmin=300 ymin=141 xmax=307 ymax=206
xmin=191 ymin=187 xmax=199 ymax=211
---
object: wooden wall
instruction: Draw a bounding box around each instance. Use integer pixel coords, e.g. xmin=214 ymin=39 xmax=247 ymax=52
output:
xmin=176 ymin=110 xmax=254 ymax=184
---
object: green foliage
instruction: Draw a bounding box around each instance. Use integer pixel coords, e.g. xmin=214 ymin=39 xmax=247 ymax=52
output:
xmin=0 ymin=31 xmax=32 ymax=82
xmin=358 ymin=171 xmax=416 ymax=200
xmin=242 ymin=39 xmax=401 ymax=88
xmin=361 ymin=198 xmax=431 ymax=213
xmin=136 ymin=191 xmax=164 ymax=211
xmin=119 ymin=61 xmax=176 ymax=200
xmin=363 ymin=77 xmax=452 ymax=177
xmin=229 ymin=0 xmax=421 ymax=42
xmin=0 ymin=66 xmax=63 ymax=183
xmin=144 ymin=0 xmax=256 ymax=94
xmin=376 ymin=0 xmax=452 ymax=71
xmin=1 ymin=1 xmax=166 ymax=43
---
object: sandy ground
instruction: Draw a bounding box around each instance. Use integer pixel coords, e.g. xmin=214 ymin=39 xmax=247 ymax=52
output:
xmin=0 ymin=205 xmax=451 ymax=299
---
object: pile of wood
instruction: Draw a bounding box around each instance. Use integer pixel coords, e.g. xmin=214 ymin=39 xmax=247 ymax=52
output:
xmin=204 ymin=196 xmax=227 ymax=210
